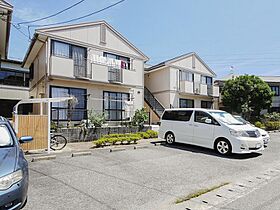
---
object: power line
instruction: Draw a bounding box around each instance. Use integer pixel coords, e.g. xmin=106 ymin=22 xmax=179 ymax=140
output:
xmin=28 ymin=0 xmax=125 ymax=28
xmin=1 ymin=16 xmax=30 ymax=40
xmin=16 ymin=0 xmax=86 ymax=26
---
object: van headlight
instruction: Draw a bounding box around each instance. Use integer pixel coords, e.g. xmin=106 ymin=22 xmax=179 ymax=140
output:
xmin=0 ymin=170 xmax=23 ymax=191
xmin=229 ymin=129 xmax=249 ymax=137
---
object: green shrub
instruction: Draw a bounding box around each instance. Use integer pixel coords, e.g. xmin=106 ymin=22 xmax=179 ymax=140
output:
xmin=88 ymin=111 xmax=106 ymax=127
xmin=137 ymin=132 xmax=150 ymax=139
xmin=255 ymin=121 xmax=265 ymax=129
xmin=132 ymin=108 xmax=149 ymax=128
xmin=93 ymin=133 xmax=142 ymax=147
xmin=265 ymin=121 xmax=280 ymax=131
xmin=146 ymin=130 xmax=158 ymax=138
xmin=264 ymin=112 xmax=280 ymax=122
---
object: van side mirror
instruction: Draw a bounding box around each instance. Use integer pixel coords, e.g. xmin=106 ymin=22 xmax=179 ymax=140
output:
xmin=19 ymin=136 xmax=33 ymax=144
xmin=205 ymin=119 xmax=212 ymax=124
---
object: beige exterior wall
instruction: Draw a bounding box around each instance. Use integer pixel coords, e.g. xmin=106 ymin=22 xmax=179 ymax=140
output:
xmin=144 ymin=67 xmax=170 ymax=93
xmin=26 ymin=21 xmax=147 ymax=122
xmin=145 ymin=54 xmax=219 ymax=111
xmin=47 ymin=79 xmax=142 ymax=115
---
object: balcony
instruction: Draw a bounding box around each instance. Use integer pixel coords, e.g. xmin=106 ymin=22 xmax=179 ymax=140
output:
xmin=108 ymin=67 xmax=122 ymax=83
xmin=180 ymin=81 xmax=193 ymax=94
xmin=74 ymin=59 xmax=92 ymax=79
xmin=180 ymin=80 xmax=219 ymax=97
xmin=50 ymin=56 xmax=136 ymax=85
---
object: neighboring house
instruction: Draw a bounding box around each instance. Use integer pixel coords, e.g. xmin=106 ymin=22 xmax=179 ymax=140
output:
xmin=144 ymin=52 xmax=219 ymax=123
xmin=0 ymin=0 xmax=30 ymax=118
xmin=215 ymin=74 xmax=280 ymax=113
xmin=22 ymin=21 xmax=149 ymax=124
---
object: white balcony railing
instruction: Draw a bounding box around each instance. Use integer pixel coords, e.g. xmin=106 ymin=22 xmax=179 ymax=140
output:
xmin=74 ymin=58 xmax=92 ymax=79
xmin=179 ymin=80 xmax=219 ymax=97
xmin=108 ymin=67 xmax=123 ymax=83
xmin=50 ymin=55 xmax=142 ymax=86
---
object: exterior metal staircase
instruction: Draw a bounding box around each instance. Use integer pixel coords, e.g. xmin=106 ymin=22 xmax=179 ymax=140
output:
xmin=144 ymin=87 xmax=165 ymax=118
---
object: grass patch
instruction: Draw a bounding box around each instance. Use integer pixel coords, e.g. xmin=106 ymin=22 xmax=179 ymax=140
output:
xmin=175 ymin=182 xmax=230 ymax=204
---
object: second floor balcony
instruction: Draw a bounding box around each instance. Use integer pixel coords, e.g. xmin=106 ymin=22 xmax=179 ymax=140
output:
xmin=50 ymin=55 xmax=135 ymax=85
xmin=180 ymin=80 xmax=219 ymax=97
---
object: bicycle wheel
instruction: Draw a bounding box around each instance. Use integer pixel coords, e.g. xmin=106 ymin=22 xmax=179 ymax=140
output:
xmin=50 ymin=135 xmax=67 ymax=150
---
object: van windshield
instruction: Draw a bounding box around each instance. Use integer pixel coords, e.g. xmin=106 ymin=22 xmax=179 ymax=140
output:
xmin=209 ymin=111 xmax=245 ymax=125
xmin=0 ymin=124 xmax=13 ymax=147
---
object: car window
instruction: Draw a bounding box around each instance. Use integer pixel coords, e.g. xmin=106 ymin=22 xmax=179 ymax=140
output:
xmin=194 ymin=111 xmax=218 ymax=125
xmin=0 ymin=124 xmax=13 ymax=147
xmin=162 ymin=110 xmax=193 ymax=122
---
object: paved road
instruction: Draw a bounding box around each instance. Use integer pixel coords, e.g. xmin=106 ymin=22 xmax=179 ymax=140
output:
xmin=222 ymin=174 xmax=280 ymax=210
xmin=25 ymin=133 xmax=280 ymax=210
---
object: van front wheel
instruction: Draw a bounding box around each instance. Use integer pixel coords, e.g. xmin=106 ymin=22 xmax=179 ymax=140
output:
xmin=165 ymin=132 xmax=175 ymax=144
xmin=215 ymin=139 xmax=232 ymax=155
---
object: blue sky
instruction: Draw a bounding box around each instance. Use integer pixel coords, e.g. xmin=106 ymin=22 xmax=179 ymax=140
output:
xmin=8 ymin=0 xmax=280 ymax=78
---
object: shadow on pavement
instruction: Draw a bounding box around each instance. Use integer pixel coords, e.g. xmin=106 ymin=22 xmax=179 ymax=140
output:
xmin=151 ymin=141 xmax=262 ymax=160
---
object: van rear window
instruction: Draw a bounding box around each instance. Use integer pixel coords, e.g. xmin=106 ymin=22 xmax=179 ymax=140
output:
xmin=162 ymin=110 xmax=193 ymax=121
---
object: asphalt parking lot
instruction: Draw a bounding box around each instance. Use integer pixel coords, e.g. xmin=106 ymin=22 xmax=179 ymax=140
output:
xmin=25 ymin=133 xmax=280 ymax=210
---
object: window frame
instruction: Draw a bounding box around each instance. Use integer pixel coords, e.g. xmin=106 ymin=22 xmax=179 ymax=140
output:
xmin=103 ymin=52 xmax=131 ymax=70
xmin=179 ymin=70 xmax=194 ymax=82
xmin=162 ymin=110 xmax=193 ymax=122
xmin=270 ymin=86 xmax=280 ymax=96
xmin=50 ymin=86 xmax=87 ymax=121
xmin=201 ymin=76 xmax=213 ymax=85
xmin=201 ymin=100 xmax=213 ymax=109
xmin=0 ymin=68 xmax=29 ymax=87
xmin=51 ymin=40 xmax=72 ymax=59
xmin=194 ymin=111 xmax=219 ymax=125
xmin=179 ymin=98 xmax=194 ymax=108
xmin=103 ymin=91 xmax=130 ymax=121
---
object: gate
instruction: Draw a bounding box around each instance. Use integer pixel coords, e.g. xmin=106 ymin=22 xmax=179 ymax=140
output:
xmin=13 ymin=97 xmax=73 ymax=153
xmin=17 ymin=115 xmax=48 ymax=151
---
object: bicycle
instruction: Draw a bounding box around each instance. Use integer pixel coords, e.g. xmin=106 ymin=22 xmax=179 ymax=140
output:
xmin=50 ymin=132 xmax=67 ymax=151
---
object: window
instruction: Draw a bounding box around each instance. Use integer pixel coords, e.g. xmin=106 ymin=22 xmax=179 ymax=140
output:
xmin=103 ymin=91 xmax=129 ymax=121
xmin=270 ymin=86 xmax=280 ymax=96
xmin=180 ymin=71 xmax=194 ymax=82
xmin=104 ymin=52 xmax=130 ymax=70
xmin=50 ymin=86 xmax=87 ymax=121
xmin=201 ymin=76 xmax=213 ymax=85
xmin=0 ymin=125 xmax=13 ymax=147
xmin=195 ymin=111 xmax=217 ymax=125
xmin=52 ymin=41 xmax=71 ymax=58
xmin=179 ymin=99 xmax=194 ymax=108
xmin=0 ymin=69 xmax=29 ymax=87
xmin=162 ymin=110 xmax=193 ymax=121
xmin=201 ymin=101 xmax=213 ymax=109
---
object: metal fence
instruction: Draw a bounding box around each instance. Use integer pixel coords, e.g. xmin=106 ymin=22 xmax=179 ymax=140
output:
xmin=51 ymin=108 xmax=151 ymax=127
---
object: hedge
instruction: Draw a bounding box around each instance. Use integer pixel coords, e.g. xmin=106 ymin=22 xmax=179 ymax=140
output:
xmin=93 ymin=130 xmax=158 ymax=147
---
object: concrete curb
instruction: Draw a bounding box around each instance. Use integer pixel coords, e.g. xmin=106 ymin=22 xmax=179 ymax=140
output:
xmin=133 ymin=145 xmax=149 ymax=150
xmin=71 ymin=151 xmax=92 ymax=157
xmin=268 ymin=130 xmax=280 ymax=133
xmin=31 ymin=155 xmax=56 ymax=162
xmin=109 ymin=148 xmax=126 ymax=152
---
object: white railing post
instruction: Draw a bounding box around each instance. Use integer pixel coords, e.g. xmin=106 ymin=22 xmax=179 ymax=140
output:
xmin=47 ymin=101 xmax=51 ymax=154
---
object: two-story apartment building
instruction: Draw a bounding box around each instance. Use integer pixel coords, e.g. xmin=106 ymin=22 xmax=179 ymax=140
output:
xmin=0 ymin=0 xmax=30 ymax=118
xmin=144 ymin=52 xmax=219 ymax=123
xmin=22 ymin=21 xmax=149 ymax=123
xmin=215 ymin=74 xmax=280 ymax=113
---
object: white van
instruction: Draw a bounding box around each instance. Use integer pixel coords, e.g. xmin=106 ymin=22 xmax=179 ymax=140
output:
xmin=159 ymin=108 xmax=264 ymax=155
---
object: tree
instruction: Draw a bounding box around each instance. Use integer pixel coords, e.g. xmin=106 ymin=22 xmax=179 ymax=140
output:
xmin=222 ymin=75 xmax=274 ymax=119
